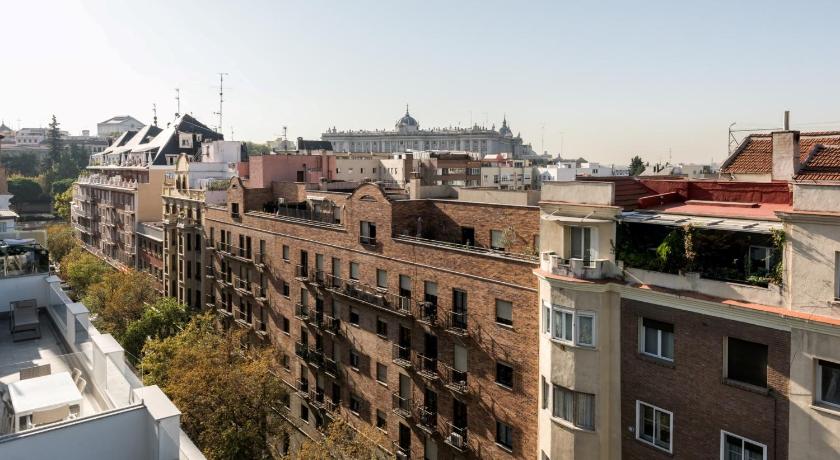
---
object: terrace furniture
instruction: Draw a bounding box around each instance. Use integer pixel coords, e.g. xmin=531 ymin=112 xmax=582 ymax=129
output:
xmin=7 ymin=372 xmax=83 ymax=432
xmin=19 ymin=363 xmax=51 ymax=380
xmin=28 ymin=405 xmax=70 ymax=428
xmin=9 ymin=299 xmax=40 ymax=342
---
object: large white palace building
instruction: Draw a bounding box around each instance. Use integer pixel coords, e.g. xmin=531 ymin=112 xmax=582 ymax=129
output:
xmin=321 ymin=107 xmax=535 ymax=158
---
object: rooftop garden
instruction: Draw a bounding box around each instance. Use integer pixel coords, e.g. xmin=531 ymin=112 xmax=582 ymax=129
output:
xmin=615 ymin=222 xmax=784 ymax=287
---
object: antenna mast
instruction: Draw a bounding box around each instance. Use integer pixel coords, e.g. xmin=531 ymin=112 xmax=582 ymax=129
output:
xmin=175 ymin=88 xmax=181 ymax=116
xmin=213 ymin=72 xmax=229 ymax=133
xmin=152 ymin=103 xmax=158 ymax=127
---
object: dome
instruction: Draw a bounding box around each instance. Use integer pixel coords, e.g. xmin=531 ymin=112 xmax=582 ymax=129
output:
xmin=499 ymin=116 xmax=512 ymax=137
xmin=395 ymin=105 xmax=419 ymax=132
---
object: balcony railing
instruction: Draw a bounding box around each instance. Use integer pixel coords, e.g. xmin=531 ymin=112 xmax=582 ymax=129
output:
xmin=323 ymin=314 xmax=341 ymax=335
xmin=414 ymin=354 xmax=438 ymax=380
xmin=295 ymin=341 xmax=309 ymax=360
xmin=444 ymin=423 xmax=469 ymax=452
xmin=296 ymin=378 xmax=309 ymax=396
xmin=324 ymin=274 xmax=413 ymax=317
xmin=295 ymin=264 xmax=309 ymax=280
xmin=541 ymin=252 xmax=610 ymax=280
xmin=294 ymin=303 xmax=309 ymax=320
xmin=392 ymin=343 xmax=412 ymax=368
xmin=440 ymin=363 xmax=468 ymax=394
xmin=417 ymin=301 xmax=437 ymax=325
xmin=444 ymin=310 xmax=468 ymax=336
xmin=416 ymin=406 xmax=437 ymax=433
xmin=232 ymin=276 xmax=253 ymax=295
xmin=309 ymin=388 xmax=326 ymax=409
xmin=393 ymin=233 xmax=539 ymax=263
xmin=307 ymin=347 xmax=324 ymax=368
xmin=392 ymin=392 xmax=412 ymax=419
xmin=323 ymin=357 xmax=339 ymax=378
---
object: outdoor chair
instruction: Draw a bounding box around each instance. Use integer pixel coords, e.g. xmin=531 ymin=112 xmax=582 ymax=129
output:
xmin=19 ymin=363 xmax=51 ymax=380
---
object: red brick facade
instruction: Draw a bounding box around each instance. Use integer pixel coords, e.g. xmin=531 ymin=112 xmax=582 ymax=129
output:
xmin=207 ymin=182 xmax=540 ymax=459
xmin=620 ymin=298 xmax=790 ymax=460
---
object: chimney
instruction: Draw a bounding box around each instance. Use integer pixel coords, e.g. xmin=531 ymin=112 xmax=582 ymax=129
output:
xmin=771 ymin=111 xmax=800 ymax=181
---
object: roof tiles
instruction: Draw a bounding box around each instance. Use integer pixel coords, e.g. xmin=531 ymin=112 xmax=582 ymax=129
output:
xmin=721 ymin=131 xmax=840 ymax=174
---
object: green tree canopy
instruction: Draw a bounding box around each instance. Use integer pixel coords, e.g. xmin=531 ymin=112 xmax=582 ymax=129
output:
xmin=244 ymin=142 xmax=271 ymax=156
xmin=53 ymin=188 xmax=73 ymax=221
xmin=44 ymin=115 xmax=63 ymax=184
xmin=629 ymin=155 xmax=646 ymax=176
xmin=122 ymin=297 xmax=189 ymax=362
xmin=83 ymin=269 xmax=160 ymax=341
xmin=60 ymin=247 xmax=111 ymax=300
xmin=293 ymin=418 xmax=388 ymax=460
xmin=1 ymin=153 xmax=39 ymax=176
xmin=141 ymin=313 xmax=287 ymax=460
xmin=46 ymin=224 xmax=76 ymax=263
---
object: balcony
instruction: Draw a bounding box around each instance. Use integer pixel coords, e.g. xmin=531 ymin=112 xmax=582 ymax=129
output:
xmin=416 ymin=406 xmax=437 ymax=433
xmin=392 ymin=392 xmax=412 ymax=419
xmin=414 ymin=354 xmax=438 ymax=380
xmin=307 ymin=347 xmax=324 ymax=368
xmin=323 ymin=357 xmax=339 ymax=379
xmin=232 ymin=276 xmax=253 ymax=296
xmin=440 ymin=363 xmax=468 ymax=395
xmin=234 ymin=309 xmax=252 ymax=328
xmin=392 ymin=343 xmax=412 ymax=369
xmin=294 ymin=303 xmax=309 ymax=320
xmin=308 ymin=310 xmax=325 ymax=328
xmin=417 ymin=301 xmax=437 ymax=325
xmin=309 ymin=388 xmax=326 ymax=409
xmin=252 ymin=203 xmax=343 ymax=227
xmin=324 ymin=274 xmax=413 ymax=317
xmin=294 ymin=264 xmax=309 ymax=281
xmin=392 ymin=233 xmax=539 ymax=263
xmin=296 ymin=378 xmax=309 ymax=397
xmin=444 ymin=310 xmax=468 ymax=337
xmin=393 ymin=442 xmax=410 ymax=460
xmin=294 ymin=341 xmax=309 ymax=360
xmin=322 ymin=314 xmax=341 ymax=336
xmin=541 ymin=252 xmax=610 ymax=280
xmin=444 ymin=424 xmax=469 ymax=452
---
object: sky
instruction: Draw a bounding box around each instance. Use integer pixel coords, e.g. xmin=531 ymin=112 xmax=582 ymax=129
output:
xmin=2 ymin=0 xmax=840 ymax=165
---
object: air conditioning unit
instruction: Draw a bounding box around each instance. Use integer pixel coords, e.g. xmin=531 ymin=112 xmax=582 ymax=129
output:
xmin=448 ymin=432 xmax=464 ymax=448
xmin=396 ymin=452 xmax=408 ymax=460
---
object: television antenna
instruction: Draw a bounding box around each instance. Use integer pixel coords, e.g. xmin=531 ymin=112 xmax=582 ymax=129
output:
xmin=213 ymin=72 xmax=229 ymax=133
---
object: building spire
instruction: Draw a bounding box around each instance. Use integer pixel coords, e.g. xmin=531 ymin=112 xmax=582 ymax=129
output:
xmin=405 ymin=103 xmax=410 ymax=115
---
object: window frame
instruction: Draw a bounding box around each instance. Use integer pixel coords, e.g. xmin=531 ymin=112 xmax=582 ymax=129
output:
xmin=282 ymin=245 xmax=290 ymax=261
xmin=550 ymin=384 xmax=595 ymax=431
xmin=724 ymin=336 xmax=768 ymax=389
xmin=639 ymin=317 xmax=675 ymax=362
xmin=635 ymin=400 xmax=673 ymax=453
xmin=816 ymin=358 xmax=840 ymax=410
xmin=545 ymin=303 xmax=596 ymax=347
xmin=495 ymin=361 xmax=514 ymax=389
xmin=495 ymin=419 xmax=514 ymax=451
xmin=376 ymin=362 xmax=388 ymax=385
xmin=720 ymin=430 xmax=767 ymax=460
xmin=495 ymin=299 xmax=513 ymax=327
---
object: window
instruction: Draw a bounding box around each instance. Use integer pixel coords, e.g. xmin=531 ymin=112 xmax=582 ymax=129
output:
xmin=230 ymin=202 xmax=239 ymax=217
xmin=551 ymin=385 xmax=595 ymax=430
xmin=300 ymin=405 xmax=309 ymax=423
xmin=495 ymin=420 xmax=513 ymax=450
xmin=376 ymin=362 xmax=388 ymax=384
xmin=282 ymin=245 xmax=290 ymax=261
xmin=541 ymin=377 xmax=549 ymax=410
xmin=640 ymin=318 xmax=674 ymax=361
xmin=577 ymin=313 xmax=595 ymax=346
xmin=721 ymin=431 xmax=766 ymax=460
xmin=377 ymin=269 xmax=388 ymax=288
xmin=350 ymin=308 xmax=359 ymax=326
xmin=282 ymin=354 xmax=290 ymax=370
xmin=636 ymin=401 xmax=672 ymax=453
xmin=569 ymin=227 xmax=593 ymax=263
xmin=748 ymin=246 xmax=773 ymax=276
xmin=376 ymin=409 xmax=387 ymax=431
xmin=281 ymin=316 xmax=290 ymax=334
xmin=496 ymin=362 xmax=514 ymax=389
xmin=543 ymin=302 xmax=551 ymax=334
xmin=350 ymin=262 xmax=360 ymax=280
xmin=376 ymin=317 xmax=388 ymax=338
xmin=282 ymin=281 xmax=290 ymax=298
xmin=496 ymin=299 xmax=513 ymax=326
xmin=349 ymin=395 xmax=362 ymax=415
xmin=360 ymin=221 xmax=377 ymax=245
xmin=350 ymin=350 xmax=360 ymax=369
xmin=817 ymin=359 xmax=840 ymax=408
xmin=490 ymin=229 xmax=506 ymax=250
xmin=726 ymin=337 xmax=768 ymax=388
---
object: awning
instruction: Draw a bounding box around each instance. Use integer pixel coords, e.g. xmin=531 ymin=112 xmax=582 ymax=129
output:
xmin=541 ymin=214 xmax=613 ymax=224
xmin=618 ymin=211 xmax=781 ymax=234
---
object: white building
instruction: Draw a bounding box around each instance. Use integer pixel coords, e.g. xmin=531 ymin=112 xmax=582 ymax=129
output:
xmin=322 ymin=107 xmax=536 ymax=158
xmin=536 ymin=164 xmax=577 ymax=186
xmin=97 ymin=115 xmax=145 ymax=138
xmin=0 ymin=256 xmax=203 ymax=459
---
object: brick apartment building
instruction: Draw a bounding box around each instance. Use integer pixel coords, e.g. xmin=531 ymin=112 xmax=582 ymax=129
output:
xmin=205 ymin=175 xmax=542 ymax=459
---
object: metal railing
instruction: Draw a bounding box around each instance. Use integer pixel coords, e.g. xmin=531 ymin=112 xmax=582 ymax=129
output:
xmin=440 ymin=363 xmax=468 ymax=394
xmin=444 ymin=423 xmax=469 ymax=452
xmin=445 ymin=310 xmax=468 ymax=336
xmin=392 ymin=392 xmax=412 ymax=419
xmin=416 ymin=406 xmax=438 ymax=432
xmin=392 ymin=233 xmax=539 ymax=263
xmin=294 ymin=303 xmax=309 ymax=320
xmin=295 ymin=341 xmax=308 ymax=359
xmin=418 ymin=301 xmax=437 ymax=325
xmin=324 ymin=274 xmax=413 ymax=317
xmin=323 ymin=357 xmax=339 ymax=378
xmin=415 ymin=353 xmax=438 ymax=379
xmin=392 ymin=343 xmax=412 ymax=368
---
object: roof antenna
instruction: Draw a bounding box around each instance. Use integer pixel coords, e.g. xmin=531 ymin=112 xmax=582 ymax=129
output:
xmin=152 ymin=103 xmax=158 ymax=127
xmin=175 ymin=88 xmax=181 ymax=117
xmin=213 ymin=72 xmax=229 ymax=133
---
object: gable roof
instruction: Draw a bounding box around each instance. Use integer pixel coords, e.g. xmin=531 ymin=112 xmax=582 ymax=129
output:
xmin=99 ymin=115 xmax=144 ymax=126
xmin=721 ymin=131 xmax=840 ymax=174
xmin=795 ymin=144 xmax=840 ymax=181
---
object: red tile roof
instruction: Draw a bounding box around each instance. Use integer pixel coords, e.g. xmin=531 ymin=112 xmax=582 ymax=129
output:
xmin=795 ymin=144 xmax=840 ymax=181
xmin=721 ymin=131 xmax=840 ymax=174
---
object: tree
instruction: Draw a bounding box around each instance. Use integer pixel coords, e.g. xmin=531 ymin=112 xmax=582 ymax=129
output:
xmin=8 ymin=176 xmax=48 ymax=206
xmin=83 ymin=269 xmax=160 ymax=341
xmin=141 ymin=314 xmax=287 ymax=460
xmin=53 ymin=188 xmax=73 ymax=221
xmin=1 ymin=153 xmax=39 ymax=176
xmin=122 ymin=297 xmax=189 ymax=362
xmin=60 ymin=247 xmax=111 ymax=300
xmin=244 ymin=142 xmax=271 ymax=156
xmin=629 ymin=155 xmax=646 ymax=176
xmin=46 ymin=224 xmax=76 ymax=263
xmin=293 ymin=418 xmax=388 ymax=460
xmin=44 ymin=115 xmax=63 ymax=187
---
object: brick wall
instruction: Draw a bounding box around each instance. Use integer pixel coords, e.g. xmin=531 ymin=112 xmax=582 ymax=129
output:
xmin=206 ymin=182 xmax=541 ymax=459
xmin=620 ymin=298 xmax=790 ymax=460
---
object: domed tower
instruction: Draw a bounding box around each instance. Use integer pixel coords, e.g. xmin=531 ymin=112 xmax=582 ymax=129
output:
xmin=499 ymin=115 xmax=513 ymax=138
xmin=395 ymin=105 xmax=419 ymax=133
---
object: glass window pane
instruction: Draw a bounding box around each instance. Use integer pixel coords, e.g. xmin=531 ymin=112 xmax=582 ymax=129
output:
xmin=820 ymin=360 xmax=840 ymax=406
xmin=725 ymin=434 xmax=743 ymax=460
xmin=744 ymin=441 xmax=764 ymax=460
xmin=552 ymin=307 xmax=562 ymax=339
xmin=575 ymin=392 xmax=594 ymax=429
xmin=641 ymin=405 xmax=654 ymax=441
xmin=644 ymin=327 xmax=659 ymax=355
xmin=570 ymin=227 xmax=582 ymax=259
xmin=577 ymin=315 xmax=594 ymax=346
xmin=656 ymin=411 xmax=671 ymax=448
xmin=661 ymin=330 xmax=674 ymax=360
xmin=563 ymin=312 xmax=573 ymax=341
xmin=543 ymin=304 xmax=551 ymax=334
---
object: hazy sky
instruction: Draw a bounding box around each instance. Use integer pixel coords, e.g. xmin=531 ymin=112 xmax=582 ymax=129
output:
xmin=2 ymin=0 xmax=840 ymax=165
